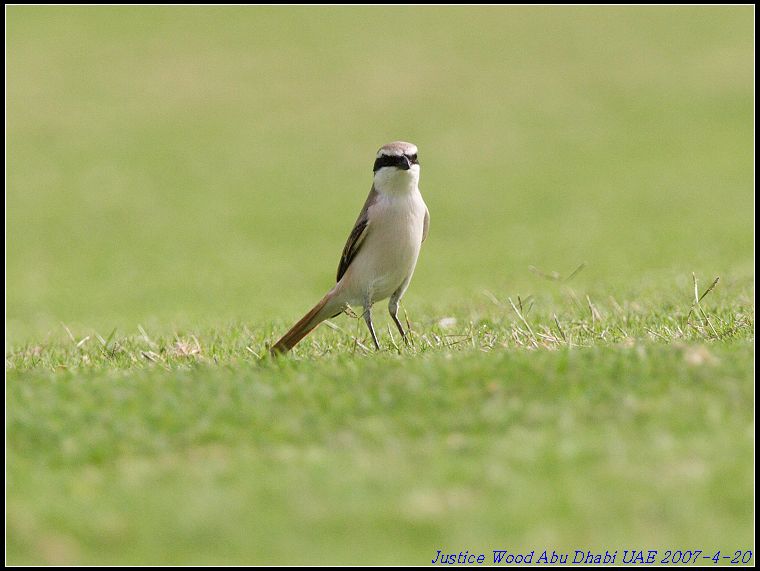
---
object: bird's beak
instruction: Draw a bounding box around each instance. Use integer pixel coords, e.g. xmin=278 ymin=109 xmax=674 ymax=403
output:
xmin=399 ymin=156 xmax=411 ymax=170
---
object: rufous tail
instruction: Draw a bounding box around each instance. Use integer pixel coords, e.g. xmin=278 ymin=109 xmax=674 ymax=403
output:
xmin=270 ymin=293 xmax=337 ymax=354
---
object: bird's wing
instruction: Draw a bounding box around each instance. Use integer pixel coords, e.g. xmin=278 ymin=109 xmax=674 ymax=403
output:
xmin=422 ymin=205 xmax=430 ymax=243
xmin=336 ymin=186 xmax=379 ymax=282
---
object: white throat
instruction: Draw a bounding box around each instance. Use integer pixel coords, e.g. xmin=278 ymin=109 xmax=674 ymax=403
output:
xmin=373 ymin=165 xmax=420 ymax=196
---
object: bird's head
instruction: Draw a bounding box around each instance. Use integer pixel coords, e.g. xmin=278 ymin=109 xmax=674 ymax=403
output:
xmin=372 ymin=141 xmax=420 ymax=192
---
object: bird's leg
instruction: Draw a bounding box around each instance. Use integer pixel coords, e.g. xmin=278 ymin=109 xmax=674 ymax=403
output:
xmin=388 ymin=293 xmax=409 ymax=345
xmin=362 ymin=297 xmax=380 ymax=350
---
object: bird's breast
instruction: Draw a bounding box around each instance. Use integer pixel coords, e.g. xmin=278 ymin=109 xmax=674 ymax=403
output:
xmin=344 ymin=189 xmax=427 ymax=302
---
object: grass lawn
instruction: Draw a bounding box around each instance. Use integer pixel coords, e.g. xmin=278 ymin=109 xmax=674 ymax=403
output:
xmin=6 ymin=6 xmax=754 ymax=565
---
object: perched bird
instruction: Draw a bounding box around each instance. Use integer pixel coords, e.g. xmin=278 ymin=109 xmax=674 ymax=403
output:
xmin=271 ymin=141 xmax=430 ymax=354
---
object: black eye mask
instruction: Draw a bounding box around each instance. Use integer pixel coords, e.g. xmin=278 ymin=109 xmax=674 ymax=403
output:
xmin=373 ymin=153 xmax=419 ymax=172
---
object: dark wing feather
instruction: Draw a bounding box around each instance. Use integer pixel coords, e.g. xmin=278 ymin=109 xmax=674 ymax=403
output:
xmin=336 ymin=187 xmax=379 ymax=282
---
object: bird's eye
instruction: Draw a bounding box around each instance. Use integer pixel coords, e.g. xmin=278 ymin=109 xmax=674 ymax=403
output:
xmin=373 ymin=155 xmax=400 ymax=171
xmin=373 ymin=153 xmax=418 ymax=172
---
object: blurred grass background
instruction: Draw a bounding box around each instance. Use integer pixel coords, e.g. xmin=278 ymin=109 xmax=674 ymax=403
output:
xmin=7 ymin=5 xmax=753 ymax=341
xmin=6 ymin=5 xmax=754 ymax=565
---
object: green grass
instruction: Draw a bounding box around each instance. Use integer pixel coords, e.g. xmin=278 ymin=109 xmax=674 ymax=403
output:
xmin=6 ymin=5 xmax=754 ymax=565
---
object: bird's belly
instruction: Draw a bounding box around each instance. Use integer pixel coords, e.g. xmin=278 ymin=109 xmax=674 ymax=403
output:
xmin=341 ymin=198 xmax=425 ymax=304
xmin=363 ymin=232 xmax=420 ymax=297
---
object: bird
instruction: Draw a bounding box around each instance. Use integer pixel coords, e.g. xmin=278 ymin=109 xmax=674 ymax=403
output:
xmin=270 ymin=141 xmax=430 ymax=354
